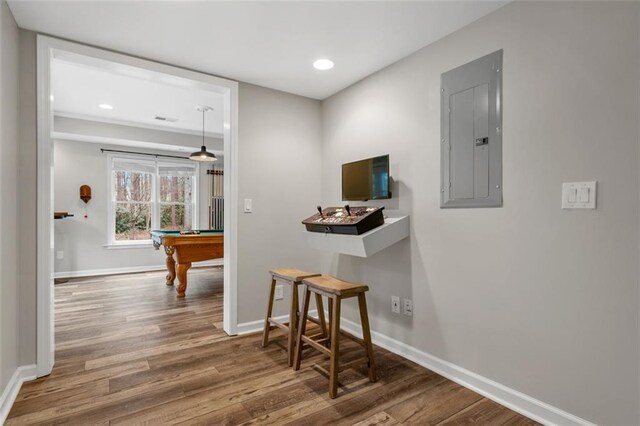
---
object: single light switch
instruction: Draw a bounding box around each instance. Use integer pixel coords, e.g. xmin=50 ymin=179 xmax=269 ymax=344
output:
xmin=562 ymin=181 xmax=596 ymax=209
xmin=578 ymin=187 xmax=590 ymax=203
xmin=244 ymin=198 xmax=252 ymax=213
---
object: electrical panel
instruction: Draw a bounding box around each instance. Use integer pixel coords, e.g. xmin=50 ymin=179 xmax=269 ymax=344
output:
xmin=441 ymin=50 xmax=503 ymax=208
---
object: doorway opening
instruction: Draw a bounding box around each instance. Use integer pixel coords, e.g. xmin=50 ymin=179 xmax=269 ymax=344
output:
xmin=36 ymin=35 xmax=239 ymax=377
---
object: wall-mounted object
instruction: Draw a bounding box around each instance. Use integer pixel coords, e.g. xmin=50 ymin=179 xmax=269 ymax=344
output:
xmin=54 ymin=212 xmax=74 ymax=219
xmin=342 ymin=155 xmax=391 ymax=201
xmin=207 ymin=168 xmax=224 ymax=229
xmin=80 ymin=185 xmax=92 ymax=203
xmin=305 ymin=216 xmax=409 ymax=257
xmin=561 ymin=181 xmax=597 ymax=209
xmin=302 ymin=206 xmax=385 ymax=235
xmin=441 ymin=49 xmax=503 ymax=208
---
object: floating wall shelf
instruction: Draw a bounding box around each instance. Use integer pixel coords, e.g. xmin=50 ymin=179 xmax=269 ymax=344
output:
xmin=305 ymin=216 xmax=410 ymax=258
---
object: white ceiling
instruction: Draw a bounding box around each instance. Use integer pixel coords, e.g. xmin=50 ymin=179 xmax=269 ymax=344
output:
xmin=9 ymin=1 xmax=507 ymax=100
xmin=52 ymin=59 xmax=225 ymax=135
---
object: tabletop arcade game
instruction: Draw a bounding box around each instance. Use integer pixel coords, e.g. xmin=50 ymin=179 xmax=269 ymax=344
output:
xmin=302 ymin=205 xmax=385 ymax=235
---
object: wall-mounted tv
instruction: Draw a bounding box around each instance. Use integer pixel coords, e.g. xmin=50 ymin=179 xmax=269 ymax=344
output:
xmin=342 ymin=155 xmax=390 ymax=201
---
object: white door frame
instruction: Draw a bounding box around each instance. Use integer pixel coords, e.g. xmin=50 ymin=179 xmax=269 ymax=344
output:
xmin=36 ymin=35 xmax=239 ymax=377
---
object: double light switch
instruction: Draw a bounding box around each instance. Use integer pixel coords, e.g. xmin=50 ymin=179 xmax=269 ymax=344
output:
xmin=562 ymin=181 xmax=596 ymax=209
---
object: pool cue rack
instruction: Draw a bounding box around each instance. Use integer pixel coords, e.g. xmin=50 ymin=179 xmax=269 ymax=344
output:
xmin=208 ymin=168 xmax=224 ymax=230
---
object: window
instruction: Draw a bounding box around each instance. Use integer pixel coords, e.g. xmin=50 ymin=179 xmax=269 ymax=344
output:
xmin=109 ymin=155 xmax=198 ymax=245
xmin=159 ymin=165 xmax=194 ymax=231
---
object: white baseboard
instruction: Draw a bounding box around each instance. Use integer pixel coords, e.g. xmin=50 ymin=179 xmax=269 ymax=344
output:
xmin=0 ymin=364 xmax=37 ymax=424
xmin=335 ymin=315 xmax=594 ymax=426
xmin=236 ymin=310 xmax=318 ymax=336
xmin=54 ymin=259 xmax=224 ymax=279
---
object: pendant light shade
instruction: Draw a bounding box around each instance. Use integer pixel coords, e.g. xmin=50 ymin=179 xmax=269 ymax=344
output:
xmin=190 ymin=106 xmax=217 ymax=162
xmin=190 ymin=145 xmax=217 ymax=161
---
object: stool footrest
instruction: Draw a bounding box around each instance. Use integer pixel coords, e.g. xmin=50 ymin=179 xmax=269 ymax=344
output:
xmin=306 ymin=331 xmax=326 ymax=340
xmin=314 ymin=337 xmax=330 ymax=345
xmin=268 ymin=318 xmax=290 ymax=333
xmin=301 ymin=335 xmax=331 ymax=357
xmin=307 ymin=316 xmax=322 ymax=326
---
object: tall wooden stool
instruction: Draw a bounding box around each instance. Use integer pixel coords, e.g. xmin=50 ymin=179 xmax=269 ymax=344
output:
xmin=294 ymin=275 xmax=377 ymax=398
xmin=262 ymin=268 xmax=325 ymax=367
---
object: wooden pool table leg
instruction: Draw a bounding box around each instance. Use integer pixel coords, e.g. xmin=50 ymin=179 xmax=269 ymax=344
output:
xmin=164 ymin=246 xmax=176 ymax=286
xmin=176 ymin=262 xmax=192 ymax=298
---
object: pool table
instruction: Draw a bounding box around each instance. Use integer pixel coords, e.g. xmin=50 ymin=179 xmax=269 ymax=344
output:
xmin=151 ymin=230 xmax=224 ymax=298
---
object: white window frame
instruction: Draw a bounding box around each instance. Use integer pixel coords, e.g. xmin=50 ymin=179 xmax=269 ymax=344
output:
xmin=106 ymin=153 xmax=199 ymax=247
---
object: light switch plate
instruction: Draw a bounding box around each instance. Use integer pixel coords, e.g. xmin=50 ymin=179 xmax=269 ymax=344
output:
xmin=562 ymin=181 xmax=596 ymax=209
xmin=243 ymin=198 xmax=252 ymax=213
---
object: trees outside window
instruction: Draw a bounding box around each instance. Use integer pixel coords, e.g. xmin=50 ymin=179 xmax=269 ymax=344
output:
xmin=110 ymin=156 xmax=197 ymax=244
xmin=158 ymin=164 xmax=195 ymax=231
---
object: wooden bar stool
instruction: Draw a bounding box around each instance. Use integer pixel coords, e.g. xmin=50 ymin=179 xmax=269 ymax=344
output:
xmin=293 ymin=275 xmax=377 ymax=398
xmin=262 ymin=268 xmax=326 ymax=367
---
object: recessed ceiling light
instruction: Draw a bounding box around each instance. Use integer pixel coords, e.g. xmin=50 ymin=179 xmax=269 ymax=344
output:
xmin=313 ymin=59 xmax=334 ymax=71
xmin=99 ymin=103 xmax=113 ymax=110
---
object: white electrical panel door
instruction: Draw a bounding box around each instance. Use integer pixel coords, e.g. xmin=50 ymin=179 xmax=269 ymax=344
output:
xmin=441 ymin=50 xmax=503 ymax=208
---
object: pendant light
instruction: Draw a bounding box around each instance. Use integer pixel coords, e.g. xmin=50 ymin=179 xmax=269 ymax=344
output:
xmin=190 ymin=106 xmax=217 ymax=162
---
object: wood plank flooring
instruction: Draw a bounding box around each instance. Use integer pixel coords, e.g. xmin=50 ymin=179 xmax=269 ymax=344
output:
xmin=7 ymin=268 xmax=538 ymax=425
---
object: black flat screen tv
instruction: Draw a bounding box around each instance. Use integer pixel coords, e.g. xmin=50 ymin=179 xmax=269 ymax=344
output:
xmin=342 ymin=155 xmax=390 ymax=201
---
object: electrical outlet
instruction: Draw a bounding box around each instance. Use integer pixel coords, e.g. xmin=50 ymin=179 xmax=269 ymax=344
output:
xmin=56 ymin=251 xmax=64 ymax=260
xmin=403 ymin=299 xmax=413 ymax=316
xmin=391 ymin=296 xmax=400 ymax=314
xmin=275 ymin=285 xmax=284 ymax=300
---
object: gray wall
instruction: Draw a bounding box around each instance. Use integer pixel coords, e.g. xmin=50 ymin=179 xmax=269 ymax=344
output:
xmin=53 ymin=139 xmax=215 ymax=275
xmin=0 ymin=0 xmax=20 ymax=391
xmin=237 ymin=83 xmax=324 ymax=323
xmin=320 ymin=2 xmax=639 ymax=425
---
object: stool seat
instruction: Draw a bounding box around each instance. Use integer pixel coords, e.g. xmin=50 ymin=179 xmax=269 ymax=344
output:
xmin=303 ymin=275 xmax=368 ymax=297
xmin=270 ymin=268 xmax=321 ymax=282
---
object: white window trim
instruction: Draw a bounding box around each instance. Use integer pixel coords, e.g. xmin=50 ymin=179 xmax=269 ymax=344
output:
xmin=106 ymin=152 xmax=199 ymax=246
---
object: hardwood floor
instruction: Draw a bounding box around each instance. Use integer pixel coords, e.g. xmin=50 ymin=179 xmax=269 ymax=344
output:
xmin=7 ymin=268 xmax=537 ymax=425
